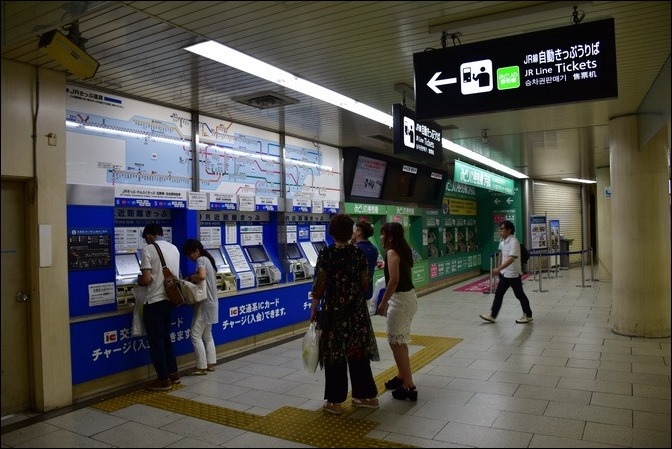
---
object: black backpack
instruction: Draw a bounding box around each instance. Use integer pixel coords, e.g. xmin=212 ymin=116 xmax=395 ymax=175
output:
xmin=520 ymin=244 xmax=530 ymax=265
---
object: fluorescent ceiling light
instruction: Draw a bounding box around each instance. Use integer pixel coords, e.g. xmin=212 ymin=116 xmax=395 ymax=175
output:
xmin=66 ymin=120 xmax=187 ymax=146
xmin=184 ymin=41 xmax=528 ymax=180
xmin=443 ymin=139 xmax=527 ymax=179
xmin=185 ymin=41 xmax=392 ymax=127
xmin=561 ymin=177 xmax=597 ymax=184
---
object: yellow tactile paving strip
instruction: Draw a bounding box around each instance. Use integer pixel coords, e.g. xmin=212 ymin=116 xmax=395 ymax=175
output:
xmin=92 ymin=333 xmax=462 ymax=448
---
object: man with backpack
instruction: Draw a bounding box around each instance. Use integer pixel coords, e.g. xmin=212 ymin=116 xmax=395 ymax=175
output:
xmin=480 ymin=220 xmax=533 ymax=324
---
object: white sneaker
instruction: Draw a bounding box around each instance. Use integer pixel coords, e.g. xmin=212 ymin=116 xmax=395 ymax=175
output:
xmin=516 ymin=315 xmax=533 ymax=323
xmin=479 ymin=314 xmax=496 ymax=323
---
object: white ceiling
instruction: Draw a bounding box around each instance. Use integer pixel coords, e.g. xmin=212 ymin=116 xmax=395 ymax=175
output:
xmin=2 ymin=1 xmax=670 ymax=182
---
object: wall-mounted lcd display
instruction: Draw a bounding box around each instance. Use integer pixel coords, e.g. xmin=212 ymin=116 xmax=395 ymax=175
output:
xmin=413 ymin=168 xmax=448 ymax=208
xmin=286 ymin=243 xmax=303 ymax=260
xmin=244 ymin=245 xmax=270 ymax=263
xmin=414 ymin=18 xmax=617 ymax=120
xmin=381 ymin=161 xmax=417 ymax=202
xmin=348 ymin=154 xmax=387 ymax=199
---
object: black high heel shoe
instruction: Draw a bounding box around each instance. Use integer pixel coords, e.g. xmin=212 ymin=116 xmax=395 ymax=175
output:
xmin=392 ymin=386 xmax=417 ymax=401
xmin=384 ymin=376 xmax=403 ymax=390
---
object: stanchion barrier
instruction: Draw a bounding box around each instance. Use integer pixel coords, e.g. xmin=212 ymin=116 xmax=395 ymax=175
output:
xmin=588 ymin=247 xmax=598 ymax=281
xmin=577 ymin=248 xmax=592 ymax=288
xmin=532 ymin=252 xmax=548 ymax=293
xmin=488 ymin=253 xmax=495 ymax=294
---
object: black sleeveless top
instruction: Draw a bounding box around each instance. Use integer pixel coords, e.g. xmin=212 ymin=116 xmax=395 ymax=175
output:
xmin=383 ymin=251 xmax=414 ymax=292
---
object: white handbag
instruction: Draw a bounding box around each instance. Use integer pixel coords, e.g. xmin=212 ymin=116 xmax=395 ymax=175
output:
xmin=180 ymin=279 xmax=207 ymax=304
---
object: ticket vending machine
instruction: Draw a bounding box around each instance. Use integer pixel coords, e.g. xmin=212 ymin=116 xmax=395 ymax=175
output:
xmin=242 ymin=244 xmax=282 ymax=287
xmin=207 ymin=246 xmax=237 ymax=292
xmin=114 ymin=252 xmax=141 ymax=307
xmin=285 ymin=242 xmax=314 ymax=281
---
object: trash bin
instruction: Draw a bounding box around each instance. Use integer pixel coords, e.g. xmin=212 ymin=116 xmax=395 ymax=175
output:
xmin=559 ymin=238 xmax=570 ymax=268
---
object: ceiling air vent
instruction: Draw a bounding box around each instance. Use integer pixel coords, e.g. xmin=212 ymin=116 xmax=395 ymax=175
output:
xmin=231 ymin=91 xmax=299 ymax=109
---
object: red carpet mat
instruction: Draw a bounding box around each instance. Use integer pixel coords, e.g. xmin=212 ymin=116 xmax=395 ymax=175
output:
xmin=454 ymin=274 xmax=531 ymax=293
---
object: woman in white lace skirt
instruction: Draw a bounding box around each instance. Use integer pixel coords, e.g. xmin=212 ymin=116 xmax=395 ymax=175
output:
xmin=376 ymin=222 xmax=418 ymax=401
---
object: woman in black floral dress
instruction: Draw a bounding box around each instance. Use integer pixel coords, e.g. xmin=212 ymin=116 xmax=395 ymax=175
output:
xmin=309 ymin=213 xmax=380 ymax=414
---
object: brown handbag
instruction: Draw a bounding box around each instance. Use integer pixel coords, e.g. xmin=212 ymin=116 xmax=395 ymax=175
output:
xmin=152 ymin=242 xmax=185 ymax=306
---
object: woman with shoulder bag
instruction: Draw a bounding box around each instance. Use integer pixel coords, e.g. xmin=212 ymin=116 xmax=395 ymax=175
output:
xmin=182 ymin=239 xmax=219 ymax=375
xmin=309 ymin=214 xmax=380 ymax=415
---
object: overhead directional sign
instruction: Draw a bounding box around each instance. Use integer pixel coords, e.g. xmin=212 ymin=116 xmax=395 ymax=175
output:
xmin=413 ymin=18 xmax=617 ymax=121
xmin=392 ymin=104 xmax=443 ymax=163
xmin=454 ymin=160 xmax=514 ymax=195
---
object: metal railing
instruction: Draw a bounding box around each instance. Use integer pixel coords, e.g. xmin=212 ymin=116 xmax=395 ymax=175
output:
xmin=486 ymin=248 xmax=596 ymax=294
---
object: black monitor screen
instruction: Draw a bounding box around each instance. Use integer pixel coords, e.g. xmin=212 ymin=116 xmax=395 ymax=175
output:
xmin=209 ymin=248 xmax=228 ymax=269
xmin=286 ymin=243 xmax=302 ymax=259
xmin=245 ymin=245 xmax=269 ymax=263
xmin=381 ymin=162 xmax=416 ymax=201
xmin=413 ymin=170 xmax=447 ymax=208
xmin=313 ymin=241 xmax=327 ymax=255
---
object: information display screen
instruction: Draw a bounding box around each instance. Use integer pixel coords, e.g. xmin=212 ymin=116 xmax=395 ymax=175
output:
xmin=349 ymin=155 xmax=387 ymax=199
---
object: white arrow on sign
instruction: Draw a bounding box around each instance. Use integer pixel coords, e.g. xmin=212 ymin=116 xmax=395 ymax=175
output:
xmin=494 ymin=198 xmax=501 ymax=205
xmin=506 ymin=198 xmax=513 ymax=204
xmin=427 ymin=72 xmax=457 ymax=94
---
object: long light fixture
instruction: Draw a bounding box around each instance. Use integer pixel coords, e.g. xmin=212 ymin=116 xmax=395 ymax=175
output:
xmin=184 ymin=41 xmax=529 ymax=180
xmin=561 ymin=177 xmax=597 ymax=184
xmin=66 ymin=120 xmax=187 ymax=146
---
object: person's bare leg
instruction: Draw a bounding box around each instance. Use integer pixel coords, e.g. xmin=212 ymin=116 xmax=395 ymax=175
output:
xmin=390 ymin=343 xmax=414 ymax=389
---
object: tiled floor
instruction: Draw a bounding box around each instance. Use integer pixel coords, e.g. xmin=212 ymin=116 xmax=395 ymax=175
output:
xmin=2 ymin=267 xmax=670 ymax=448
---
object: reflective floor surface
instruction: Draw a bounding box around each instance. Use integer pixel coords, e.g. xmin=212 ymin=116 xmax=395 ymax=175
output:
xmin=2 ymin=267 xmax=670 ymax=448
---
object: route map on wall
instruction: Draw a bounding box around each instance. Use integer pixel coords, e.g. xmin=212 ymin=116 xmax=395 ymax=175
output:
xmin=67 ymin=111 xmax=193 ymax=188
xmin=284 ymin=137 xmax=341 ymax=203
xmin=66 ymin=87 xmax=342 ymax=204
xmin=199 ymin=116 xmax=281 ymax=197
xmin=65 ymin=86 xmax=193 ymax=192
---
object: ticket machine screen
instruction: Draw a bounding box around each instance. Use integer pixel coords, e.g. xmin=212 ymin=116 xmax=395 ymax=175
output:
xmin=245 ymin=245 xmax=269 ymax=263
xmin=286 ymin=243 xmax=302 ymax=260
xmin=210 ymin=247 xmax=229 ymax=270
xmin=115 ymin=253 xmax=141 ymax=307
xmin=313 ymin=241 xmax=327 ymax=255
xmin=116 ymin=253 xmax=141 ymax=278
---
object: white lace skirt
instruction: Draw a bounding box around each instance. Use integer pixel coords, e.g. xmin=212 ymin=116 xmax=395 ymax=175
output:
xmin=386 ymin=289 xmax=418 ymax=345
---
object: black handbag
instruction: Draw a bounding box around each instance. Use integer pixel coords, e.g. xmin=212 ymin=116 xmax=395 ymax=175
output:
xmin=316 ymin=307 xmax=330 ymax=332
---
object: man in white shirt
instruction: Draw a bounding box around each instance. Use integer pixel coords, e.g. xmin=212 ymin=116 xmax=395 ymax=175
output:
xmin=480 ymin=220 xmax=533 ymax=324
xmin=139 ymin=223 xmax=182 ymax=390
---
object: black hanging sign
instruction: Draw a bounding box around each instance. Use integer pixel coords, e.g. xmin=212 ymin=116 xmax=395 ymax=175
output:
xmin=413 ymin=18 xmax=617 ymax=120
